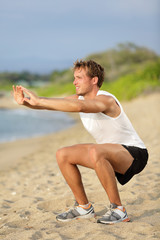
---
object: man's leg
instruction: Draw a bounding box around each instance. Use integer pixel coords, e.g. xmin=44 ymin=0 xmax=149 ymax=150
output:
xmin=56 ymin=143 xmax=134 ymax=206
xmin=88 ymin=144 xmax=134 ymax=206
xmin=56 ymin=144 xmax=93 ymax=205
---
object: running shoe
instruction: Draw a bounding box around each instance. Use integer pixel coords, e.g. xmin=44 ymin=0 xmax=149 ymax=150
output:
xmin=56 ymin=203 xmax=95 ymax=222
xmin=97 ymin=203 xmax=130 ymax=224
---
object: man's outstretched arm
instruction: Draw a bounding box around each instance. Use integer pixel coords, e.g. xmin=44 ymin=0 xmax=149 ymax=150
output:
xmin=13 ymin=85 xmax=114 ymax=114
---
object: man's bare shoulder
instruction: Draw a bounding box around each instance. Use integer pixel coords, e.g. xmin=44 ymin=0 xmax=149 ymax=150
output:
xmin=95 ymin=94 xmax=115 ymax=104
xmin=95 ymin=94 xmax=120 ymax=116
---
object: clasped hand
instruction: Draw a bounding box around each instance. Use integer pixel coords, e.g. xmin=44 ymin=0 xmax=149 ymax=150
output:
xmin=12 ymin=85 xmax=39 ymax=106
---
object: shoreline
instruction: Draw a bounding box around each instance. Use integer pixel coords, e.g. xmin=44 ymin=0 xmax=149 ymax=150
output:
xmin=0 ymin=95 xmax=20 ymax=109
xmin=0 ymin=120 xmax=82 ymax=173
xmin=0 ymin=92 xmax=159 ymax=171
xmin=0 ymin=96 xmax=80 ymax=173
xmin=0 ymin=93 xmax=160 ymax=239
xmin=0 ymin=107 xmax=76 ymax=147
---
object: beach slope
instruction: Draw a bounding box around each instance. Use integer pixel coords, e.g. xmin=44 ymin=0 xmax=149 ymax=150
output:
xmin=0 ymin=93 xmax=160 ymax=240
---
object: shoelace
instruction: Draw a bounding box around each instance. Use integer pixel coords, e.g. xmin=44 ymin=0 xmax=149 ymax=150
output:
xmin=67 ymin=207 xmax=76 ymax=213
xmin=62 ymin=207 xmax=75 ymax=215
xmin=103 ymin=206 xmax=114 ymax=217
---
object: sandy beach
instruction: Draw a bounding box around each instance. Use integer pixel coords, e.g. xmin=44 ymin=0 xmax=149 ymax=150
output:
xmin=0 ymin=92 xmax=160 ymax=240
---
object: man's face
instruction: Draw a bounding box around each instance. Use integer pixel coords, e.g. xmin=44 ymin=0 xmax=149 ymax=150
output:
xmin=73 ymin=68 xmax=93 ymax=96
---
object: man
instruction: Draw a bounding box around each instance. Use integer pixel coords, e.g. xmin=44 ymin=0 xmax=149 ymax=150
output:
xmin=13 ymin=60 xmax=148 ymax=224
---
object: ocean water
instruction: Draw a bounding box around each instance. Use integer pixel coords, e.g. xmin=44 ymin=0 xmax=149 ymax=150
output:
xmin=0 ymin=109 xmax=75 ymax=143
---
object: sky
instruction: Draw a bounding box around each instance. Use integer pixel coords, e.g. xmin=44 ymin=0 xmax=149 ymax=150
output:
xmin=0 ymin=0 xmax=160 ymax=73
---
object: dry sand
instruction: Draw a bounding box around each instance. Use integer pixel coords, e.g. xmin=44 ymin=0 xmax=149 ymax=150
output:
xmin=0 ymin=93 xmax=160 ymax=240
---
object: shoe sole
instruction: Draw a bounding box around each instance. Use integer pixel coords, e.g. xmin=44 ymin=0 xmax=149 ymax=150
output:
xmin=56 ymin=212 xmax=96 ymax=222
xmin=97 ymin=217 xmax=130 ymax=225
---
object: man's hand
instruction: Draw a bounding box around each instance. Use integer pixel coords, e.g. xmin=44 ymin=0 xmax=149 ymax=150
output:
xmin=20 ymin=86 xmax=39 ymax=106
xmin=12 ymin=85 xmax=25 ymax=105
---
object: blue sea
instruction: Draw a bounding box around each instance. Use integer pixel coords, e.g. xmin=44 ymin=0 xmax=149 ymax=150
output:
xmin=0 ymin=109 xmax=75 ymax=143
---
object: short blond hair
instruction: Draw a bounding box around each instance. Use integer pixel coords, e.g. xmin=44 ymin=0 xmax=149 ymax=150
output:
xmin=73 ymin=60 xmax=105 ymax=88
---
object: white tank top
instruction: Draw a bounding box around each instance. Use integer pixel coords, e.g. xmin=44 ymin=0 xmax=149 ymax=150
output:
xmin=78 ymin=90 xmax=146 ymax=148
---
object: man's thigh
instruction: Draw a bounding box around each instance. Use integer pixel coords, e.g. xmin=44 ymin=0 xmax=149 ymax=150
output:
xmin=60 ymin=143 xmax=133 ymax=174
xmin=59 ymin=143 xmax=94 ymax=169
xmin=92 ymin=143 xmax=134 ymax=174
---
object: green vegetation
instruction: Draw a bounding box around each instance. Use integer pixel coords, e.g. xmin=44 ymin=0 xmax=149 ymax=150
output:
xmin=35 ymin=59 xmax=160 ymax=100
xmin=102 ymin=59 xmax=160 ymax=100
xmin=86 ymin=42 xmax=158 ymax=81
xmin=49 ymin=69 xmax=73 ymax=84
xmin=0 ymin=43 xmax=160 ymax=101
xmin=0 ymin=71 xmax=49 ymax=90
xmin=35 ymin=82 xmax=76 ymax=97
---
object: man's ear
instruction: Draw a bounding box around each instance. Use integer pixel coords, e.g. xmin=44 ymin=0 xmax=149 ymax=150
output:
xmin=92 ymin=76 xmax=98 ymax=85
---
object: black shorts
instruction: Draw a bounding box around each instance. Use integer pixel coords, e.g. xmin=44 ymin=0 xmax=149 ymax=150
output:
xmin=115 ymin=145 xmax=149 ymax=185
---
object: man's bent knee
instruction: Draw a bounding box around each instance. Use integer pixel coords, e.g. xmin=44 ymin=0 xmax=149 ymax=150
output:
xmin=56 ymin=147 xmax=68 ymax=165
